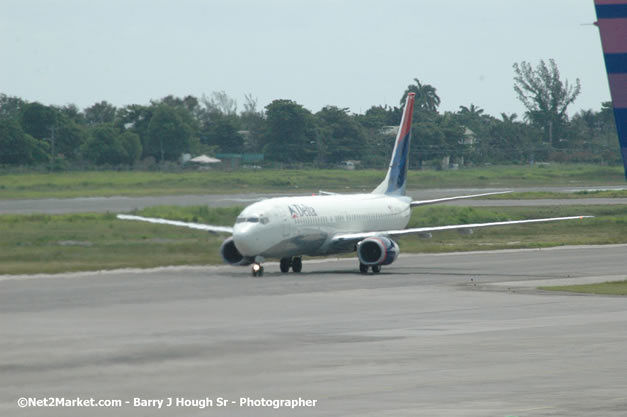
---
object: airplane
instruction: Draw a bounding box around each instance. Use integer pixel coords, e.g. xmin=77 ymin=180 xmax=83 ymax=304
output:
xmin=118 ymin=92 xmax=591 ymax=276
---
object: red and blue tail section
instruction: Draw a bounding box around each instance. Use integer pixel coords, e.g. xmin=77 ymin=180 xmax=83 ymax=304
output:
xmin=595 ymin=0 xmax=627 ymax=180
xmin=373 ymin=92 xmax=415 ymax=196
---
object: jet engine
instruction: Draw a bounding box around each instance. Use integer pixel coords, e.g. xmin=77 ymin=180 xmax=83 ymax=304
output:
xmin=357 ymin=236 xmax=399 ymax=266
xmin=220 ymin=237 xmax=254 ymax=266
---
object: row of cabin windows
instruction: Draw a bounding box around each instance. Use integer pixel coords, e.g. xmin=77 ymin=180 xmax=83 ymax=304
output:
xmin=294 ymin=212 xmax=397 ymax=226
xmin=235 ymin=211 xmax=405 ymax=227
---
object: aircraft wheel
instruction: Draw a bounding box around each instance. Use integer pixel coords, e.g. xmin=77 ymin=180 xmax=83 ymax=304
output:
xmin=280 ymin=257 xmax=292 ymax=273
xmin=359 ymin=263 xmax=369 ymax=274
xmin=252 ymin=264 xmax=263 ymax=277
xmin=372 ymin=265 xmax=381 ymax=274
xmin=292 ymin=257 xmax=302 ymax=273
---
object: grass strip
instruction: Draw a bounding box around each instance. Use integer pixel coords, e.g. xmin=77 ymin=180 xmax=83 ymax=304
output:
xmin=0 ymin=164 xmax=624 ymax=199
xmin=541 ymin=281 xmax=627 ymax=295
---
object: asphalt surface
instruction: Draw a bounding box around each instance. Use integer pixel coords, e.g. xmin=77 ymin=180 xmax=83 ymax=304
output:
xmin=1 ymin=185 xmax=627 ymax=214
xmin=1 ymin=244 xmax=626 ymax=416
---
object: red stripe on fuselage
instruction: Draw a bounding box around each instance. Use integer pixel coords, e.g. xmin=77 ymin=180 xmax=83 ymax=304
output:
xmin=596 ymin=19 xmax=627 ymax=53
xmin=609 ymin=73 xmax=627 ymax=107
xmin=595 ymin=0 xmax=627 ymax=5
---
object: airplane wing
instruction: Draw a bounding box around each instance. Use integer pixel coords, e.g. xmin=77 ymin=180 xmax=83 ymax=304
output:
xmin=330 ymin=215 xmax=593 ymax=243
xmin=410 ymin=190 xmax=512 ymax=207
xmin=117 ymin=214 xmax=233 ymax=234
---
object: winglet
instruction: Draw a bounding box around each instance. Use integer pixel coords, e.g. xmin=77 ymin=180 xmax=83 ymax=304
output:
xmin=372 ymin=92 xmax=415 ymax=196
xmin=594 ymin=0 xmax=627 ymax=180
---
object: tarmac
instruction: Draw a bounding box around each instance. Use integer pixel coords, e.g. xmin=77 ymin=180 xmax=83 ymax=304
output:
xmin=1 ymin=244 xmax=626 ymax=416
xmin=2 ymin=185 xmax=627 ymax=214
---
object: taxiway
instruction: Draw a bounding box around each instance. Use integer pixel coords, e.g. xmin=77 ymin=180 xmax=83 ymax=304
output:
xmin=1 ymin=245 xmax=626 ymax=416
xmin=2 ymin=186 xmax=626 ymax=214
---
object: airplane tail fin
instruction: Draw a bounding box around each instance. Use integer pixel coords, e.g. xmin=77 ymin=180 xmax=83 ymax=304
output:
xmin=372 ymin=92 xmax=415 ymax=196
xmin=595 ymin=0 xmax=627 ymax=180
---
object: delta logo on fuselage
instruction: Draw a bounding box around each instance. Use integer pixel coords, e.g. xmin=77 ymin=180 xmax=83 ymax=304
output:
xmin=288 ymin=204 xmax=318 ymax=219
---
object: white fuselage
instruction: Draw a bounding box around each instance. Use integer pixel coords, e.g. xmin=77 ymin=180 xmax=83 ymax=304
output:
xmin=232 ymin=193 xmax=412 ymax=259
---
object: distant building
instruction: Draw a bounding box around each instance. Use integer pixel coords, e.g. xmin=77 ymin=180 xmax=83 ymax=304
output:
xmin=190 ymin=155 xmax=221 ymax=164
xmin=379 ymin=126 xmax=399 ymax=136
xmin=459 ymin=127 xmax=477 ymax=146
xmin=339 ymin=160 xmax=360 ymax=170
xmin=216 ymin=153 xmax=264 ymax=169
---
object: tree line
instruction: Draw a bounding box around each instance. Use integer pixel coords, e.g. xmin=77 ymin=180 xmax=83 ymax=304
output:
xmin=0 ymin=59 xmax=621 ymax=170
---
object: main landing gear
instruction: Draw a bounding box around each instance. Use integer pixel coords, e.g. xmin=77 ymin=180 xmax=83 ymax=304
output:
xmin=280 ymin=256 xmax=302 ymax=273
xmin=252 ymin=256 xmax=303 ymax=276
xmin=359 ymin=263 xmax=381 ymax=274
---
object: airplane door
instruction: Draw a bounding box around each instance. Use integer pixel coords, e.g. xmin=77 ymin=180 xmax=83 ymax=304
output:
xmin=282 ymin=217 xmax=291 ymax=237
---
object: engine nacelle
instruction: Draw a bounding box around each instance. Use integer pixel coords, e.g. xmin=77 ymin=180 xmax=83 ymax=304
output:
xmin=357 ymin=237 xmax=400 ymax=266
xmin=220 ymin=237 xmax=254 ymax=266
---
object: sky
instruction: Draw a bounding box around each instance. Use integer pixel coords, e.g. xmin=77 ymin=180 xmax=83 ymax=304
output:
xmin=0 ymin=0 xmax=610 ymax=118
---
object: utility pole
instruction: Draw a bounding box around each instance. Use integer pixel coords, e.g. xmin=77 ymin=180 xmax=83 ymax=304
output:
xmin=548 ymin=120 xmax=553 ymax=145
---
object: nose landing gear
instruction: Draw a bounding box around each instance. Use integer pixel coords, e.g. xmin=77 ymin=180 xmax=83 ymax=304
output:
xmin=251 ymin=263 xmax=264 ymax=277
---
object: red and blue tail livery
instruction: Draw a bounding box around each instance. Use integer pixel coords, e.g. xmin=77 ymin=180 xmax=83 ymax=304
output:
xmin=372 ymin=92 xmax=415 ymax=196
xmin=595 ymin=0 xmax=627 ymax=180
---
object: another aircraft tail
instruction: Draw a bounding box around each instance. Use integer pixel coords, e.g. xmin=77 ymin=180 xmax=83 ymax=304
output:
xmin=595 ymin=0 xmax=627 ymax=180
xmin=372 ymin=92 xmax=415 ymax=196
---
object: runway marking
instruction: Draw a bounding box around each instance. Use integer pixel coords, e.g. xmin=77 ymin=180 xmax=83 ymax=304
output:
xmin=489 ymin=274 xmax=627 ymax=289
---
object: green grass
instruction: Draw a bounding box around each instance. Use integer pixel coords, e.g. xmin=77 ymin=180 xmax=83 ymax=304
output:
xmin=0 ymin=164 xmax=624 ymax=199
xmin=0 ymin=211 xmax=232 ymax=275
xmin=541 ymin=281 xmax=627 ymax=295
xmin=0 ymin=204 xmax=625 ymax=275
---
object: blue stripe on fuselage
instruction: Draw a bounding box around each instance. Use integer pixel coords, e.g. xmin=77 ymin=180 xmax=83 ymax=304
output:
xmin=614 ymin=108 xmax=627 ymax=180
xmin=596 ymin=4 xmax=627 ymax=19
xmin=604 ymin=53 xmax=627 ymax=74
xmin=386 ymin=133 xmax=410 ymax=194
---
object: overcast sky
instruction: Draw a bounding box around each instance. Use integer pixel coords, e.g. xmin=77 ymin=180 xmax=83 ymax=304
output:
xmin=0 ymin=0 xmax=609 ymax=117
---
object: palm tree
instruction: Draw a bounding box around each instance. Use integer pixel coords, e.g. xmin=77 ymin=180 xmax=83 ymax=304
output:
xmin=459 ymin=104 xmax=484 ymax=117
xmin=500 ymin=112 xmax=518 ymax=124
xmin=400 ymin=78 xmax=440 ymax=113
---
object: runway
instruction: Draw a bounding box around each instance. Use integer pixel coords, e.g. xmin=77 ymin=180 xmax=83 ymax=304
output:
xmin=1 ymin=244 xmax=626 ymax=416
xmin=1 ymin=185 xmax=626 ymax=214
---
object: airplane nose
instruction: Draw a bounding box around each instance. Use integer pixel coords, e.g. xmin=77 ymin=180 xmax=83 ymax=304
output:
xmin=233 ymin=225 xmax=263 ymax=256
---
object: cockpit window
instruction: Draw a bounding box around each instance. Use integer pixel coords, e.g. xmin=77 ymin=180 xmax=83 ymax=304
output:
xmin=236 ymin=216 xmax=268 ymax=224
